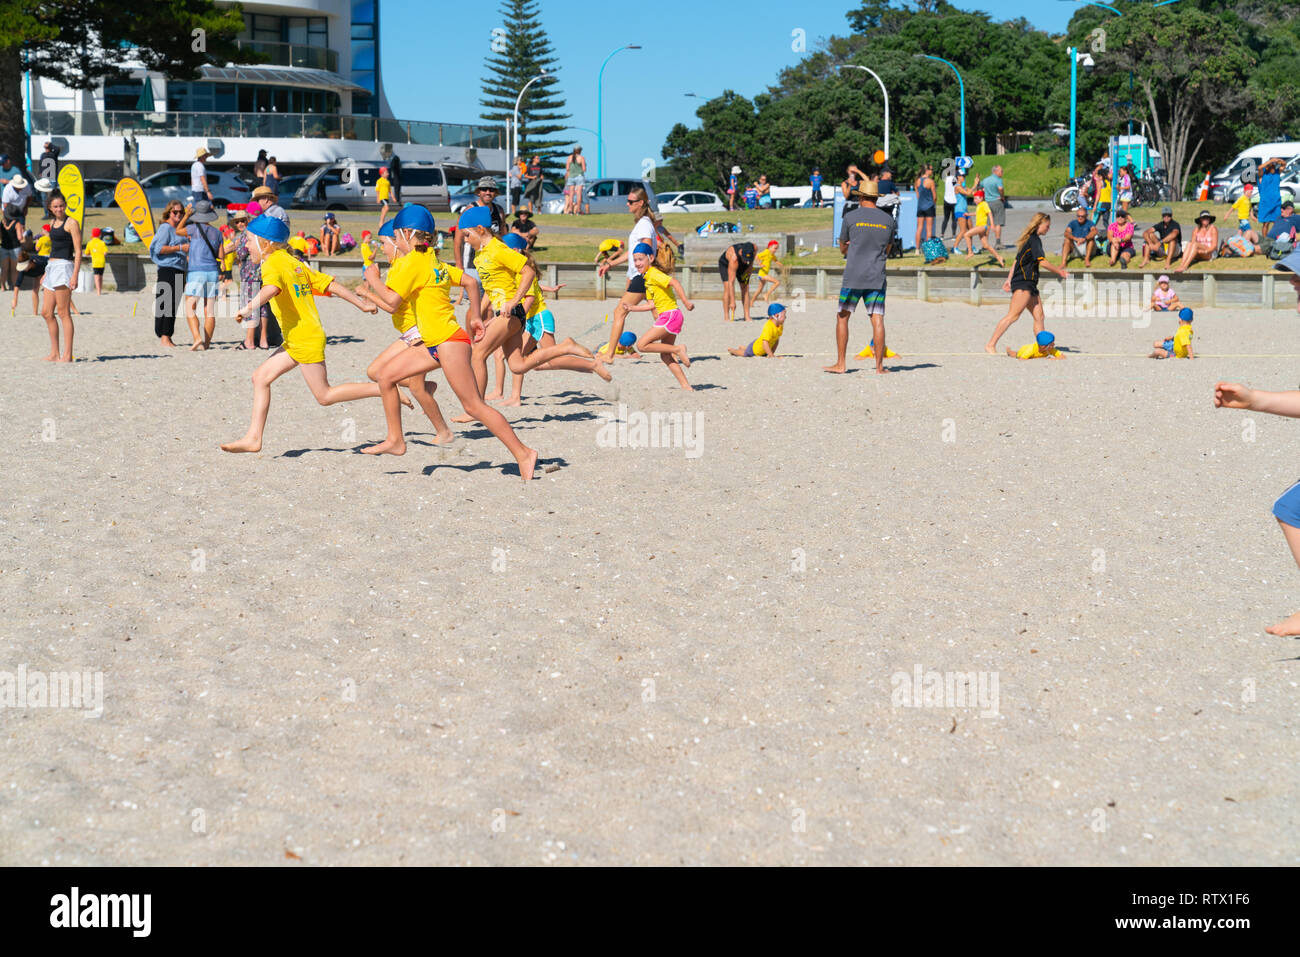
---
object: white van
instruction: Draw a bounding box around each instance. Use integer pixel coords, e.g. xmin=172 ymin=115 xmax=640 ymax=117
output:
xmin=293 ymin=159 xmax=484 ymax=212
xmin=1210 ymin=141 xmax=1300 ymax=201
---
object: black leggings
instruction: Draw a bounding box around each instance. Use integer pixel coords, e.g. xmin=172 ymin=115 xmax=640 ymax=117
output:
xmin=154 ymin=266 xmax=185 ymax=339
xmin=942 ymin=202 xmax=957 ymax=237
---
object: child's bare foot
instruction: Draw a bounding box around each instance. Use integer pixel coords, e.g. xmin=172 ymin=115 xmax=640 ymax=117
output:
xmin=674 ymin=344 xmax=691 ymax=367
xmin=498 ymin=397 xmax=521 ymax=407
xmin=220 ymin=437 xmax=262 ymax=453
xmin=570 ymin=339 xmax=594 ymax=359
xmin=823 ymin=363 xmax=846 ymax=374
xmin=431 ymin=430 xmax=455 ymax=445
xmin=189 ymin=341 xmax=204 ymax=351
xmin=400 ymin=393 xmax=414 ymax=410
xmin=517 ymin=446 xmax=539 ymax=482
xmin=592 ymin=361 xmax=612 ymax=382
xmin=1005 ymin=346 xmax=1016 ymax=356
xmin=451 ymin=413 xmax=476 ymax=424
xmin=484 ymin=390 xmax=504 ymax=401
xmin=1265 ymin=610 xmax=1300 ymax=636
xmin=362 ymin=437 xmax=406 ymax=455
xmin=985 ymin=344 xmax=1000 ymax=355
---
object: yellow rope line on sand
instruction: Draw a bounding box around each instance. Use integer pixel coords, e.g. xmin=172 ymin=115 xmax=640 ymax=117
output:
xmin=805 ymin=352 xmax=1300 ymax=359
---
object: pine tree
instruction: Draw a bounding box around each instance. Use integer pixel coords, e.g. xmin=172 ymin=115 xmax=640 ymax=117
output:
xmin=480 ymin=0 xmax=571 ymax=176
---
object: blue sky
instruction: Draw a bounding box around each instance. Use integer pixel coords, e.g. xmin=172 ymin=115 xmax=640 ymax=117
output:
xmin=383 ymin=1 xmax=1076 ymax=173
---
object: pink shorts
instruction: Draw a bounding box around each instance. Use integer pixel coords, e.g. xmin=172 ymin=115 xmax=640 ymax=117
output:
xmin=654 ymin=308 xmax=685 ymax=335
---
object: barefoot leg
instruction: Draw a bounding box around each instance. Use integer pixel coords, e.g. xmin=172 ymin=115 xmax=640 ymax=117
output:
xmin=439 ymin=341 xmax=536 ymax=480
xmin=823 ymin=309 xmax=850 ymax=373
xmin=1266 ymin=519 xmax=1300 ymax=634
xmin=298 ymin=361 xmax=383 ymax=405
xmin=221 ymin=348 xmax=297 ymax=451
xmin=403 ymin=373 xmax=454 ymax=442
xmin=985 ymin=290 xmax=1031 ymax=353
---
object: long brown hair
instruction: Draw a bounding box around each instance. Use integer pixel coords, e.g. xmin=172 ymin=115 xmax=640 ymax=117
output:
xmin=628 ymin=185 xmax=651 ymax=222
xmin=1016 ymin=213 xmax=1051 ymax=249
xmin=158 ymin=199 xmax=184 ymax=226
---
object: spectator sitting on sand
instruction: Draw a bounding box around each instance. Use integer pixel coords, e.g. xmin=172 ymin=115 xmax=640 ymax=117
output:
xmin=1150 ymin=274 xmax=1182 ymax=312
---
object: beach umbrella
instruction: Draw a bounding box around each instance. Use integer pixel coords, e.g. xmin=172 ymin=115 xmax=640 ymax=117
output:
xmin=134 ymin=78 xmax=155 ymax=112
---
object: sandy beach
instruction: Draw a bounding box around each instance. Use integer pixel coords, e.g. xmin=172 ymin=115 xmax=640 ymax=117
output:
xmin=1 ymin=287 xmax=1296 ymax=865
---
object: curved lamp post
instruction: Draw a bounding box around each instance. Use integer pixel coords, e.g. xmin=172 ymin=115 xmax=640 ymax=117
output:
xmin=914 ymin=54 xmax=965 ymax=158
xmin=597 ymin=44 xmax=640 ymax=177
xmin=837 ymin=65 xmax=890 ymax=160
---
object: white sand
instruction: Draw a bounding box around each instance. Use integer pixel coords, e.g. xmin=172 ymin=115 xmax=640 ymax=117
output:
xmin=1 ymin=287 xmax=1296 ymax=865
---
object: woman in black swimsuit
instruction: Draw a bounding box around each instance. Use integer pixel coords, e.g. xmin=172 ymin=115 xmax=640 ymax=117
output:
xmin=719 ymin=241 xmax=756 ymax=322
xmin=985 ymin=212 xmax=1068 ymax=353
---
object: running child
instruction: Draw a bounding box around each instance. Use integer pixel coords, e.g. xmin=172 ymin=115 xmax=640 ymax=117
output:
xmin=376 ymin=167 xmax=392 ymax=214
xmin=219 ymin=215 xmax=390 ymax=454
xmin=755 ymin=240 xmax=783 ymax=306
xmin=729 ymin=303 xmax=786 ymax=357
xmin=354 ymin=205 xmax=540 ymax=480
xmin=85 ymin=227 xmax=107 ymax=295
xmin=954 ymin=190 xmax=1004 ymax=265
xmin=500 ymin=232 xmax=612 ymax=406
xmin=1007 ymin=330 xmax=1065 ymax=359
xmin=1150 ymin=307 xmax=1194 ymax=359
xmin=627 ymin=242 xmax=693 ymax=388
xmin=356 ymin=216 xmax=454 ymax=444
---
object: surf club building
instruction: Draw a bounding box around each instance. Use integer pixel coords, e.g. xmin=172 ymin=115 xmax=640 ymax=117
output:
xmin=21 ymin=0 xmax=506 ymax=179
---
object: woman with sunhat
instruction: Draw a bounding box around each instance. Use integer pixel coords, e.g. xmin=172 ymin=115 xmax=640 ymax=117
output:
xmin=149 ymin=200 xmax=188 ymax=347
xmin=1175 ymin=209 xmax=1219 ymax=273
xmin=178 ymin=198 xmax=223 ymax=350
xmin=220 ymin=215 xmax=388 ymax=454
xmin=355 ymin=204 xmax=541 ymax=480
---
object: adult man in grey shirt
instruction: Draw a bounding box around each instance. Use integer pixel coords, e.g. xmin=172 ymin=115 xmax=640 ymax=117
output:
xmin=982 ymin=164 xmax=1006 ymax=248
xmin=826 ymin=181 xmax=896 ymax=374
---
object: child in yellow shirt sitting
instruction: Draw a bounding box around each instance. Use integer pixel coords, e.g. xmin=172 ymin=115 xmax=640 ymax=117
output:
xmin=730 ymin=303 xmax=786 ymax=357
xmin=1008 ymin=330 xmax=1065 ymax=359
xmin=1150 ymin=307 xmax=1194 ymax=359
xmin=85 ymin=227 xmax=108 ymax=294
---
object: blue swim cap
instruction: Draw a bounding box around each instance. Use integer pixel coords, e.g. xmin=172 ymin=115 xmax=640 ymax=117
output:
xmin=393 ymin=203 xmax=435 ymax=234
xmin=246 ymin=215 xmax=289 ymax=244
xmin=632 ymin=243 xmax=654 ymax=256
xmin=1178 ymin=307 xmax=1193 ymax=322
xmin=457 ymin=205 xmax=493 ymax=231
xmin=377 ymin=219 xmax=395 ymax=238
xmin=767 ymin=302 xmax=785 ymax=316
xmin=1036 ymin=330 xmax=1055 ymax=347
xmin=502 ymin=232 xmax=528 ymax=251
xmin=619 ymin=331 xmax=637 ymax=347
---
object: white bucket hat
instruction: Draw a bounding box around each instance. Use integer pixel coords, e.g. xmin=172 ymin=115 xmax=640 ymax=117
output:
xmin=34 ymin=177 xmax=54 ymax=193
xmin=9 ymin=173 xmax=26 ymax=189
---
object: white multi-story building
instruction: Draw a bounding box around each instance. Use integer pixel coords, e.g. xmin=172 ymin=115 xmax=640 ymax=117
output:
xmin=22 ymin=0 xmax=505 ymax=177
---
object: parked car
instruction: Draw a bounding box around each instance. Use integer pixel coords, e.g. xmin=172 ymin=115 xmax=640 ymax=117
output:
xmin=293 ymin=159 xmax=484 ymax=212
xmin=275 ymin=175 xmax=309 ymax=210
xmin=657 ymin=190 xmax=725 ymax=213
xmin=90 ymin=170 xmax=249 ymax=209
xmin=1210 ymin=141 xmax=1300 ymax=202
xmin=83 ymin=179 xmax=119 ymax=207
xmin=1225 ymin=154 xmax=1300 ymax=205
xmin=582 ymin=178 xmax=659 ymax=214
xmin=448 ymin=178 xmax=565 ymax=215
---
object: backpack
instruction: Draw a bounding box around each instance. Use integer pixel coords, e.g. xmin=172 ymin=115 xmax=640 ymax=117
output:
xmin=654 ymin=239 xmax=676 ymax=274
xmin=921 ymin=237 xmax=948 ymax=264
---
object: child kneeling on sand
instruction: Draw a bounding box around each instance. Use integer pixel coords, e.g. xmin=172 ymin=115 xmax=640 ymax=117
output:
xmin=1150 ymin=307 xmax=1194 ymax=359
xmin=730 ymin=303 xmax=786 ymax=357
xmin=1008 ymin=329 xmax=1064 ymax=359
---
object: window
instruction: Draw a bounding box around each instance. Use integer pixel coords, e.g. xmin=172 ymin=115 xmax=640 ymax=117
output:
xmin=356 ymin=168 xmax=378 ymax=187
xmin=617 ymin=181 xmax=636 ymax=195
xmin=103 ymin=81 xmax=142 ymax=112
xmin=402 ymin=168 xmax=443 ymax=187
xmin=592 ymin=181 xmax=615 ymax=197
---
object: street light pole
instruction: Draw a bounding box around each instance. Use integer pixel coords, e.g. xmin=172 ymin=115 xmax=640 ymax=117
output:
xmin=838 ymin=65 xmax=889 ymax=160
xmin=597 ymin=44 xmax=640 ymax=178
xmin=915 ymin=54 xmax=964 ymax=157
xmin=512 ymin=69 xmax=548 ymax=215
xmin=1069 ymin=47 xmax=1078 ymax=179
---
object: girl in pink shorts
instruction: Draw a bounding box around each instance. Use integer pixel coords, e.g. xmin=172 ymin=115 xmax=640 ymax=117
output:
xmin=627 ymin=242 xmax=695 ymax=390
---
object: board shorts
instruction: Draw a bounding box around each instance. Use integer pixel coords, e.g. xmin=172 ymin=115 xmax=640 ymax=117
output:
xmin=41 ymin=258 xmax=74 ymax=290
xmin=524 ymin=308 xmax=556 ymax=341
xmin=653 ymin=308 xmax=684 ymax=335
xmin=718 ymin=254 xmax=752 ymax=284
xmin=184 ymin=270 xmax=219 ymax=298
xmin=1273 ymin=480 xmax=1300 ymax=527
xmin=1160 ymin=338 xmax=1175 ymax=355
xmin=1070 ymin=240 xmax=1090 ymax=258
xmin=1239 ymin=220 xmax=1252 ymax=232
xmin=399 ymin=325 xmax=424 ymax=346
xmin=838 ymin=287 xmax=886 ymax=316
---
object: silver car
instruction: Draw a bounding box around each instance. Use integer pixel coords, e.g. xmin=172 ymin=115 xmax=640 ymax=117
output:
xmin=582 ymin=178 xmax=660 ymax=214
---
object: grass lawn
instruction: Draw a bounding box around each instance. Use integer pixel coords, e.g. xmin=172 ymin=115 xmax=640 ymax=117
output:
xmin=968 ymin=152 xmax=1065 ymax=197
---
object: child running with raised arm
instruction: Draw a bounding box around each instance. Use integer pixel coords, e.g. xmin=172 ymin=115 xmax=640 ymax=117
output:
xmin=626 ymin=242 xmax=693 ymax=389
xmin=729 ymin=302 xmax=786 ymax=357
xmin=356 ymin=217 xmax=454 ymax=443
xmin=220 ymin=215 xmax=388 ymax=453
xmin=755 ymin=240 xmax=783 ymax=306
xmin=502 ymin=233 xmax=609 ymax=406
xmin=453 ymin=205 xmax=599 ymax=422
xmin=355 ymin=205 xmax=539 ymax=480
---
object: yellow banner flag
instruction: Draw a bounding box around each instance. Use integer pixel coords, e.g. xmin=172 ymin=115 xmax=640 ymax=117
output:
xmin=57 ymin=163 xmax=85 ymax=228
xmin=114 ymin=176 xmax=155 ymax=245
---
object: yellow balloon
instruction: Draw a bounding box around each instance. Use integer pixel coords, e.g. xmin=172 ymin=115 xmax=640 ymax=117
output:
xmin=57 ymin=163 xmax=85 ymax=228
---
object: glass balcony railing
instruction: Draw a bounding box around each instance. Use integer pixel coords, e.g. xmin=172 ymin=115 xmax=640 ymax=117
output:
xmin=234 ymin=39 xmax=338 ymax=73
xmin=29 ymin=111 xmax=506 ymax=149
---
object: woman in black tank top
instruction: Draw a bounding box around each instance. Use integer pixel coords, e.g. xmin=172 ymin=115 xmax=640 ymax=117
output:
xmin=40 ymin=192 xmax=81 ymax=362
xmin=984 ymin=212 xmax=1068 ymax=354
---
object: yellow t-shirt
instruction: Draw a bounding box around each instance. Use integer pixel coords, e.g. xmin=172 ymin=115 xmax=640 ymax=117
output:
xmin=221 ymin=239 xmax=236 ymax=272
xmin=1098 ymin=180 xmax=1112 ymax=203
xmin=525 ymin=277 xmax=547 ymax=319
xmin=379 ymin=252 xmax=415 ymax=335
xmin=643 ymin=265 xmax=678 ymax=314
xmin=85 ymin=237 xmax=107 ymax=268
xmin=258 ymin=249 xmax=333 ymax=364
xmin=386 ymin=248 xmax=465 ymax=347
xmin=1232 ymin=195 xmax=1251 ymax=222
xmin=597 ymin=342 xmax=635 ymax=355
xmin=474 ymin=237 xmax=528 ymax=312
xmin=36 ymin=234 xmax=51 ymax=256
xmin=361 ymin=240 xmax=375 ymax=267
xmin=755 ymin=248 xmax=775 ymax=277
xmin=376 ymin=177 xmax=391 ymax=202
xmin=974 ymin=201 xmax=992 ymax=228
xmin=598 ymin=239 xmax=623 ymax=255
xmin=1173 ymin=323 xmax=1193 ymax=357
xmin=751 ymin=319 xmax=783 ymax=355
xmin=1016 ymin=342 xmax=1062 ymax=360
xmin=288 ymin=236 xmax=309 ymax=254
